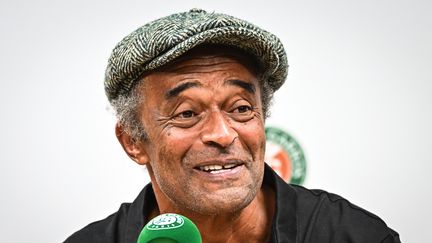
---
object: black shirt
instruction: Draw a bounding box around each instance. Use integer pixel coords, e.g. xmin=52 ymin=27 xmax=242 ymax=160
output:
xmin=65 ymin=165 xmax=400 ymax=242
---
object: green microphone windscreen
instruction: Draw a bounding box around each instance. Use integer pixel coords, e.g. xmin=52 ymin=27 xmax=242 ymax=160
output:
xmin=137 ymin=213 xmax=202 ymax=243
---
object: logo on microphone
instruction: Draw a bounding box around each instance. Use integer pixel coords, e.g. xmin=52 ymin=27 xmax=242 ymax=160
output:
xmin=265 ymin=126 xmax=307 ymax=185
xmin=146 ymin=213 xmax=185 ymax=230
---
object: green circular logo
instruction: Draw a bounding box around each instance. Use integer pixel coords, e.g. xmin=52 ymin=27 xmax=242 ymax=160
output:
xmin=265 ymin=126 xmax=307 ymax=185
xmin=146 ymin=214 xmax=184 ymax=231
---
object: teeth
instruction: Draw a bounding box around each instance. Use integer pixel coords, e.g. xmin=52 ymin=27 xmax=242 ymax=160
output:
xmin=210 ymin=169 xmax=225 ymax=174
xmin=199 ymin=164 xmax=238 ymax=172
xmin=213 ymin=165 xmax=222 ymax=170
xmin=223 ymin=164 xmax=236 ymax=169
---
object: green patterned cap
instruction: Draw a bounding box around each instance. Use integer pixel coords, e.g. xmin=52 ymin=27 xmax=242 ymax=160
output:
xmin=105 ymin=8 xmax=288 ymax=102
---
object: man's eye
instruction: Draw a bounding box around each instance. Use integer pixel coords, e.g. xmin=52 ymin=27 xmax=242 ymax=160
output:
xmin=234 ymin=105 xmax=252 ymax=113
xmin=171 ymin=109 xmax=200 ymax=128
xmin=177 ymin=110 xmax=196 ymax=119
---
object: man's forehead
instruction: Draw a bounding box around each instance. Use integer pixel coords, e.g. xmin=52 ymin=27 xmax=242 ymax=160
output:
xmin=163 ymin=79 xmax=257 ymax=100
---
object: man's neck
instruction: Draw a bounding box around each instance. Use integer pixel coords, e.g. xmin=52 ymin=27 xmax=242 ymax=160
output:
xmin=149 ymin=185 xmax=275 ymax=243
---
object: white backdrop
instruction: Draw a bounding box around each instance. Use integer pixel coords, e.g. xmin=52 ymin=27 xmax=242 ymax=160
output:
xmin=1 ymin=0 xmax=431 ymax=242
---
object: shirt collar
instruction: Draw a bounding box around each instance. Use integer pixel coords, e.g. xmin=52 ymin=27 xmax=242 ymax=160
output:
xmin=124 ymin=183 xmax=155 ymax=243
xmin=264 ymin=164 xmax=298 ymax=243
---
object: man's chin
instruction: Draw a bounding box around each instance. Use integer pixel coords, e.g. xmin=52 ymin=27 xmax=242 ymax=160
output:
xmin=183 ymin=188 xmax=258 ymax=215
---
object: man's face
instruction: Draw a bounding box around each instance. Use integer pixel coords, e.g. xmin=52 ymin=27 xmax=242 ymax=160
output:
xmin=136 ymin=47 xmax=266 ymax=215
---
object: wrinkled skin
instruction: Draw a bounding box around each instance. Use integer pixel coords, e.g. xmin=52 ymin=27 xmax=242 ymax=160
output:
xmin=117 ymin=46 xmax=272 ymax=242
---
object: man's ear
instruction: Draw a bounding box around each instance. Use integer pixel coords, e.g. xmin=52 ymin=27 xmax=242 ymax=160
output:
xmin=115 ymin=122 xmax=149 ymax=165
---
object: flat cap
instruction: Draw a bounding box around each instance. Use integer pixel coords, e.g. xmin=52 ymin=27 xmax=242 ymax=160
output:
xmin=105 ymin=9 xmax=288 ymax=102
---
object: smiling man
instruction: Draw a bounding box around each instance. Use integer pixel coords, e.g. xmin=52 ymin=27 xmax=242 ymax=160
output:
xmin=65 ymin=9 xmax=400 ymax=243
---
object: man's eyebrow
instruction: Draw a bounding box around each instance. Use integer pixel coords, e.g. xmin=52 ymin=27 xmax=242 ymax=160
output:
xmin=225 ymin=79 xmax=256 ymax=94
xmin=165 ymin=81 xmax=201 ymax=99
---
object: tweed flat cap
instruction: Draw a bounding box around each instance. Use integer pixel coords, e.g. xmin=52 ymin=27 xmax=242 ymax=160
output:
xmin=105 ymin=9 xmax=288 ymax=102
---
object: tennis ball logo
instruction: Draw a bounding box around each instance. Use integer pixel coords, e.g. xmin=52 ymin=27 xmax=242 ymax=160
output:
xmin=265 ymin=127 xmax=307 ymax=185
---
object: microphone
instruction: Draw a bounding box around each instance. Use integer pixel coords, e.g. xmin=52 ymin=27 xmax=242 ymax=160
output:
xmin=137 ymin=213 xmax=202 ymax=243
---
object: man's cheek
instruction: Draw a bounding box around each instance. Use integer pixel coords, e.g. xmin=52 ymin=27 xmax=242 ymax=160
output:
xmin=239 ymin=124 xmax=265 ymax=144
xmin=157 ymin=145 xmax=178 ymax=167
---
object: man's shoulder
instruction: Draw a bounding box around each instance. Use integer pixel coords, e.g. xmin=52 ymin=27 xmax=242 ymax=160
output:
xmin=289 ymin=184 xmax=400 ymax=242
xmin=64 ymin=203 xmax=132 ymax=243
xmin=64 ymin=184 xmax=155 ymax=243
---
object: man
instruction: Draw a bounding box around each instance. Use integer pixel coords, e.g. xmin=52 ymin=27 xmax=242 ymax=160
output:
xmin=65 ymin=9 xmax=400 ymax=243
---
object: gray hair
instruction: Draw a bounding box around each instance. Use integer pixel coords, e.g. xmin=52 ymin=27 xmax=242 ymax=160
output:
xmin=111 ymin=76 xmax=274 ymax=142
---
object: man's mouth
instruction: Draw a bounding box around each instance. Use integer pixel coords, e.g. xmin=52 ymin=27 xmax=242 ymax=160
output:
xmin=195 ymin=163 xmax=242 ymax=174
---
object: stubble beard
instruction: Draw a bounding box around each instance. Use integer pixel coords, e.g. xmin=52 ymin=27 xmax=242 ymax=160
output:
xmin=153 ymin=146 xmax=265 ymax=216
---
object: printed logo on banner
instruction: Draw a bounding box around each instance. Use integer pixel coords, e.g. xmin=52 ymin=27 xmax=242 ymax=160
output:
xmin=265 ymin=127 xmax=307 ymax=185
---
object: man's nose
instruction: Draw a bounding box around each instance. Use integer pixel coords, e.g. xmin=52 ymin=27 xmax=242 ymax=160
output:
xmin=200 ymin=111 xmax=237 ymax=148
